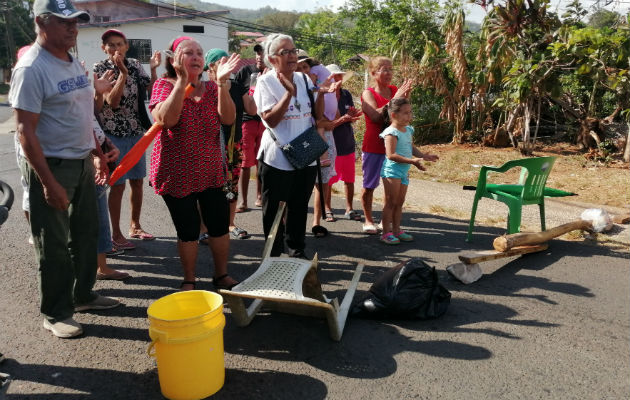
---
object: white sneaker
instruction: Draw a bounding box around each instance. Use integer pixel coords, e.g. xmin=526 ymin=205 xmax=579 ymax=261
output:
xmin=43 ymin=317 xmax=83 ymax=338
xmin=75 ymin=294 xmax=121 ymax=312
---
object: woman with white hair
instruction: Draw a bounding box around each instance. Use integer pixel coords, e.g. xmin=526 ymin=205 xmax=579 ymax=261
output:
xmin=253 ymin=33 xmax=337 ymax=258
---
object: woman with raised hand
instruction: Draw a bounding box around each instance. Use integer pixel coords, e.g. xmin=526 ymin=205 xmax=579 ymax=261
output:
xmin=360 ymin=56 xmax=412 ymax=235
xmin=253 ymin=33 xmax=337 ymax=259
xmin=149 ymin=37 xmax=240 ymax=291
xmin=94 ymin=29 xmax=161 ymax=249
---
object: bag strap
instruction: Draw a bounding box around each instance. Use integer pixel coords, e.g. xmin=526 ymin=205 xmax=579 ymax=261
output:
xmin=302 ymin=73 xmax=316 ymax=121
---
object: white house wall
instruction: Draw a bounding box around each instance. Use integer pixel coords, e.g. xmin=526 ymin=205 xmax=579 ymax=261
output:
xmin=77 ymin=17 xmax=228 ymax=76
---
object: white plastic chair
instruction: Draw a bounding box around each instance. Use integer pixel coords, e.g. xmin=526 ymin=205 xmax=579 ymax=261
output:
xmin=219 ymin=202 xmax=364 ymax=341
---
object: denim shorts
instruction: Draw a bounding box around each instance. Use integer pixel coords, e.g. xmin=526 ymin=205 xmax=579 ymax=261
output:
xmin=96 ymin=184 xmax=112 ymax=253
xmin=382 ymin=162 xmax=410 ymax=185
xmin=107 ymin=134 xmax=146 ymax=183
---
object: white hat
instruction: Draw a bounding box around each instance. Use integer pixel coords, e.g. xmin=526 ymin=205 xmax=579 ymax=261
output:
xmin=325 ymin=64 xmax=354 ymax=83
xmin=297 ymin=49 xmax=312 ymax=63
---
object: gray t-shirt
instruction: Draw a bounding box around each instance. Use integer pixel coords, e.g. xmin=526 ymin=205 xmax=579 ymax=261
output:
xmin=9 ymin=42 xmax=95 ymax=159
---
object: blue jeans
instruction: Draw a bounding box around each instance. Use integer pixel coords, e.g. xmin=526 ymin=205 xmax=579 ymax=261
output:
xmin=96 ymin=184 xmax=113 ymax=253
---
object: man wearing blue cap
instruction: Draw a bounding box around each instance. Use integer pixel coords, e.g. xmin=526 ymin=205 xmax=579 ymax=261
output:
xmin=9 ymin=0 xmax=120 ymax=339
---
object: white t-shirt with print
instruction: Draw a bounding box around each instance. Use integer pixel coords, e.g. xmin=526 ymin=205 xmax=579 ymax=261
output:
xmin=254 ymin=71 xmax=317 ymax=171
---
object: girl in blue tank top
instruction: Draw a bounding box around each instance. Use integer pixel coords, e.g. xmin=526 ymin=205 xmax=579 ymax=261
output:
xmin=378 ymin=98 xmax=439 ymax=244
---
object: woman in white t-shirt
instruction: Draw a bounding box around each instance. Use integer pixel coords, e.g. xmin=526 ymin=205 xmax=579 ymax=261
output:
xmin=253 ymin=33 xmax=335 ymax=259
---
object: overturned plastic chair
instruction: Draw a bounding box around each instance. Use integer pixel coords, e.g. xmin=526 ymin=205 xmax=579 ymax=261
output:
xmin=219 ymin=202 xmax=364 ymax=341
xmin=466 ymin=156 xmax=564 ymax=242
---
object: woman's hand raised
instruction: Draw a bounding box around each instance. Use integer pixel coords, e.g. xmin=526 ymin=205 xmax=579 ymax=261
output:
xmin=171 ymin=48 xmax=188 ymax=82
xmin=216 ymin=53 xmax=241 ymax=83
xmin=394 ymin=79 xmax=414 ymax=99
xmin=277 ymin=71 xmax=296 ymax=97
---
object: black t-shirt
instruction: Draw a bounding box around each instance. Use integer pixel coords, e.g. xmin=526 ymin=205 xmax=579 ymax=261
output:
xmin=220 ymin=68 xmax=251 ymax=143
xmin=332 ymin=89 xmax=356 ymax=156
xmin=235 ymin=64 xmax=262 ymax=123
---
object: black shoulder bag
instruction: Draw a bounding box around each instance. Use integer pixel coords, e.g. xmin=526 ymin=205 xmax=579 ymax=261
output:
xmin=266 ymin=73 xmax=328 ymax=170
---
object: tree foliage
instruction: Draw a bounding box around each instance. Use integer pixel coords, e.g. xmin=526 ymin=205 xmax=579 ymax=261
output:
xmin=0 ymin=0 xmax=35 ymax=69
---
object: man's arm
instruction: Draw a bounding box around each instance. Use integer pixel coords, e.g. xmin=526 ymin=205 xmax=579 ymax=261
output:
xmin=15 ymin=109 xmax=69 ymax=210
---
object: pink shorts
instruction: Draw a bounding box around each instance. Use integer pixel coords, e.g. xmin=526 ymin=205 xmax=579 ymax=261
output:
xmin=241 ymin=120 xmax=265 ymax=168
xmin=328 ymin=152 xmax=356 ymax=186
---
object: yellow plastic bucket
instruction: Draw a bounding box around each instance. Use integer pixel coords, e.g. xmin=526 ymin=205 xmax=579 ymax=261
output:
xmin=147 ymin=290 xmax=225 ymax=400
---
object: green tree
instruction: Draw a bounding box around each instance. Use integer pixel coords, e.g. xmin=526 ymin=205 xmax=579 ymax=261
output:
xmin=0 ymin=0 xmax=35 ymax=68
xmin=562 ymin=0 xmax=588 ymax=27
xmin=294 ymin=9 xmax=362 ymax=65
xmin=588 ymin=8 xmax=622 ymax=29
xmin=477 ymin=0 xmax=560 ymax=154
xmin=256 ymin=11 xmax=302 ymax=32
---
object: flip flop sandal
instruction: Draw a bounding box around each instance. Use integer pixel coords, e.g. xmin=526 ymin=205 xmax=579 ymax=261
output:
xmin=129 ymin=229 xmax=155 ymax=241
xmin=325 ymin=211 xmax=337 ymax=222
xmin=254 ymin=199 xmax=263 ymax=207
xmin=213 ymin=274 xmax=238 ymax=291
xmin=112 ymin=237 xmax=136 ymax=250
xmin=343 ymin=210 xmax=362 ymax=221
xmin=230 ymin=227 xmax=251 ymax=240
xmin=97 ymin=270 xmax=130 ymax=280
xmin=235 ymin=207 xmax=249 ymax=213
xmin=362 ymin=223 xmax=378 ymax=235
xmin=311 ymin=225 xmax=328 ymax=238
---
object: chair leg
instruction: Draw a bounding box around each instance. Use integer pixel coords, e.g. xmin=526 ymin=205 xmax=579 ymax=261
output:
xmin=467 ymin=197 xmax=480 ymax=242
xmin=507 ymin=204 xmax=522 ymax=234
xmin=221 ymin=293 xmax=264 ymax=327
xmin=328 ymin=263 xmax=364 ymax=341
xmin=539 ymin=203 xmax=546 ymax=231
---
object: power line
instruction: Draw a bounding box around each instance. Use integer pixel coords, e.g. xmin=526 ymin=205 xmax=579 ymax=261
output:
xmin=151 ymin=0 xmax=369 ymax=51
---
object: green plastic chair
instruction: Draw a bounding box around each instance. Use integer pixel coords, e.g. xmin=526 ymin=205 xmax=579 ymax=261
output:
xmin=466 ymin=156 xmax=558 ymax=242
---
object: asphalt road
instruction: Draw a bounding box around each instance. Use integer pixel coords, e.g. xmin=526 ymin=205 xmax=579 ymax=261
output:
xmin=0 ymin=113 xmax=628 ymax=399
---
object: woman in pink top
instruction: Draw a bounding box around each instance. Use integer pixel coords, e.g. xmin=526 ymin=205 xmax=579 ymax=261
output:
xmin=149 ymin=36 xmax=240 ymax=291
xmin=360 ymin=57 xmax=412 ymax=234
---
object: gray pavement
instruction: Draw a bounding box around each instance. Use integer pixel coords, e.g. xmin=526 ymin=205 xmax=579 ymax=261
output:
xmin=0 ymin=111 xmax=629 ymax=399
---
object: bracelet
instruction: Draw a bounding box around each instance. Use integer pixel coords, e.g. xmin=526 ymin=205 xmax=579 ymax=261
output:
xmin=218 ymin=80 xmax=229 ymax=87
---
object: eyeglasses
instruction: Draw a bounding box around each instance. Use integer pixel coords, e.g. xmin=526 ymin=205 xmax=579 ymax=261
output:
xmin=276 ymin=48 xmax=299 ymax=56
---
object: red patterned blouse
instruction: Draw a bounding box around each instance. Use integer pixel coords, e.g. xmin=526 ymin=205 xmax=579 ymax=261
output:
xmin=149 ymin=79 xmax=225 ymax=197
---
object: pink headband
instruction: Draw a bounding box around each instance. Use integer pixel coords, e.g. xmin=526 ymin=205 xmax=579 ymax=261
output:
xmin=172 ymin=36 xmax=194 ymax=51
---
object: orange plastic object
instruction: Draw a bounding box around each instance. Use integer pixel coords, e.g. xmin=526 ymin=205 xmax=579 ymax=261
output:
xmin=108 ymin=83 xmax=195 ymax=186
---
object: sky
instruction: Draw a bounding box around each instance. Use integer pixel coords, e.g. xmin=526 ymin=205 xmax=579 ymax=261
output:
xmin=203 ymin=0 xmax=630 ymax=24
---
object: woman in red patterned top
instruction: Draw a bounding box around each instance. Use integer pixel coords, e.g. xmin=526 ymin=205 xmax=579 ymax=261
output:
xmin=149 ymin=37 xmax=240 ymax=291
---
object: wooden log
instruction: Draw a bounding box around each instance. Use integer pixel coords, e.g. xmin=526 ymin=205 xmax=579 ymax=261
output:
xmin=458 ymin=244 xmax=548 ymax=264
xmin=493 ymin=220 xmax=592 ymax=252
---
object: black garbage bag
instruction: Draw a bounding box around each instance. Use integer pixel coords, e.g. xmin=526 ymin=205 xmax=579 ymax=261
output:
xmin=353 ymin=258 xmax=451 ymax=319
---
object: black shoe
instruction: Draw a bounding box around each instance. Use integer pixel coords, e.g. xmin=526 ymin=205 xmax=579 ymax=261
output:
xmin=289 ymin=249 xmax=309 ymax=260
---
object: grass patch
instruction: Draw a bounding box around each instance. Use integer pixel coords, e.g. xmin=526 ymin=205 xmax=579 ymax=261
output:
xmin=413 ymin=143 xmax=630 ymax=208
xmin=428 ymin=204 xmax=466 ymax=218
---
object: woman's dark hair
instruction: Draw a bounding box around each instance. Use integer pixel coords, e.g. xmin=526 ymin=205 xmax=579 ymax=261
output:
xmin=163 ymin=38 xmax=177 ymax=78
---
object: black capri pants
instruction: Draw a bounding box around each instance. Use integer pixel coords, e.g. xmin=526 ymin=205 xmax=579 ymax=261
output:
xmin=162 ymin=186 xmax=229 ymax=242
